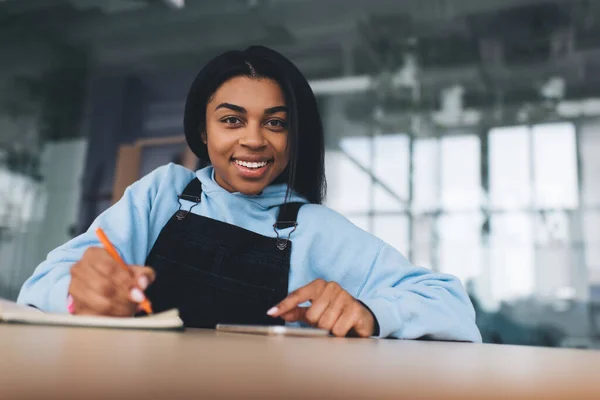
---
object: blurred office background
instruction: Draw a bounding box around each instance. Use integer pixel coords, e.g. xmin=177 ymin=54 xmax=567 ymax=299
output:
xmin=1 ymin=0 xmax=600 ymax=348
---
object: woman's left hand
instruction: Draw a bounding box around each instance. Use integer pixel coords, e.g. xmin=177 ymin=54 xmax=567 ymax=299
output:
xmin=267 ymin=279 xmax=375 ymax=338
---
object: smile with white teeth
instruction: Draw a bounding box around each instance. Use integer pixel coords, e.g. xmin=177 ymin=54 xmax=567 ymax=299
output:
xmin=234 ymin=159 xmax=269 ymax=169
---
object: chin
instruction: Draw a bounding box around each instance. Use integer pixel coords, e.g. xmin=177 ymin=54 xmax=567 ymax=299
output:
xmin=233 ymin=181 xmax=269 ymax=196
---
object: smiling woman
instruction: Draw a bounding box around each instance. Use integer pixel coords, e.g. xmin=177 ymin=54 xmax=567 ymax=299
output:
xmin=17 ymin=46 xmax=481 ymax=343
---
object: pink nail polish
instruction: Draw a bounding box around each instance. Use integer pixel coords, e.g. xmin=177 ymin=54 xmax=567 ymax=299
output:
xmin=130 ymin=288 xmax=145 ymax=303
xmin=67 ymin=295 xmax=75 ymax=314
xmin=266 ymin=307 xmax=279 ymax=316
xmin=138 ymin=276 xmax=149 ymax=290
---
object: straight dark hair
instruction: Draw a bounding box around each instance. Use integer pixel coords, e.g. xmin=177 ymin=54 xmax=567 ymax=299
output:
xmin=184 ymin=45 xmax=326 ymax=204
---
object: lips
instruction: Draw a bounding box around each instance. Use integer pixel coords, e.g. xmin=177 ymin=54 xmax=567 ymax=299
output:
xmin=233 ymin=159 xmax=269 ymax=169
xmin=231 ymin=157 xmax=273 ymax=179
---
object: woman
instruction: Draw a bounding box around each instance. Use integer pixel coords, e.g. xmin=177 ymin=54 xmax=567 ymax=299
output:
xmin=18 ymin=46 xmax=481 ymax=341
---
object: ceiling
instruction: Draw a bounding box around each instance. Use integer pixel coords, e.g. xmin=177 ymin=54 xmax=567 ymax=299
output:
xmin=2 ymin=0 xmax=600 ymax=108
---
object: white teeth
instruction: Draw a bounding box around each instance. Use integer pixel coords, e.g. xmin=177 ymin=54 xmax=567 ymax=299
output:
xmin=234 ymin=160 xmax=268 ymax=169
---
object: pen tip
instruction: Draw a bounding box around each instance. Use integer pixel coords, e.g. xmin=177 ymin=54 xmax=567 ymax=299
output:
xmin=142 ymin=300 xmax=153 ymax=315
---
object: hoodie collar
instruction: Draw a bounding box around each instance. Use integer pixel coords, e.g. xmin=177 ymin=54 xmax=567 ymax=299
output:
xmin=195 ymin=166 xmax=308 ymax=207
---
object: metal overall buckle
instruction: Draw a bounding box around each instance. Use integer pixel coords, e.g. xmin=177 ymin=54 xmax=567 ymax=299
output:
xmin=273 ymin=221 xmax=298 ymax=250
xmin=176 ymin=194 xmax=201 ymax=220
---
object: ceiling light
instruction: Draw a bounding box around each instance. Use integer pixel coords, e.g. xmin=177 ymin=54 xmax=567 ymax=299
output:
xmin=164 ymin=0 xmax=184 ymax=9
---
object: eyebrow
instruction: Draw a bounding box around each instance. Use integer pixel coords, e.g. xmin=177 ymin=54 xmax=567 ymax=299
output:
xmin=215 ymin=103 xmax=288 ymax=115
xmin=264 ymin=106 xmax=288 ymax=115
xmin=215 ymin=103 xmax=246 ymax=113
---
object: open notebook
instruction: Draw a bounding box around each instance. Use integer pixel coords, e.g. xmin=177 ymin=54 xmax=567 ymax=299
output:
xmin=0 ymin=299 xmax=184 ymax=331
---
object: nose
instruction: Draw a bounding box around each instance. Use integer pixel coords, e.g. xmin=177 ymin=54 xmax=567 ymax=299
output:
xmin=239 ymin=124 xmax=267 ymax=150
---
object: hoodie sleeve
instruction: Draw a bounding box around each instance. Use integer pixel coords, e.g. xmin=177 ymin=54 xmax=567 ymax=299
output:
xmin=16 ymin=165 xmax=173 ymax=313
xmin=357 ymin=243 xmax=482 ymax=342
xmin=298 ymin=205 xmax=481 ymax=343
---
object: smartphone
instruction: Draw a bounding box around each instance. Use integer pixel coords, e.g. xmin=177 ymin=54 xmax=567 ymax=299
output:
xmin=216 ymin=324 xmax=330 ymax=337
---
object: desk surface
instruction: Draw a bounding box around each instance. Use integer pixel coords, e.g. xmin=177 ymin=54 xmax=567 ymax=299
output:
xmin=1 ymin=324 xmax=599 ymax=400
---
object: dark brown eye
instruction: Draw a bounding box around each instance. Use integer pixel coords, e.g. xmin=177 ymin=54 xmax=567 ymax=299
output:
xmin=266 ymin=119 xmax=286 ymax=128
xmin=222 ymin=117 xmax=242 ymax=125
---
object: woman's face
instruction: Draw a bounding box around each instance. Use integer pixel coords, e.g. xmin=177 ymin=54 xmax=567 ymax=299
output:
xmin=204 ymin=76 xmax=289 ymax=195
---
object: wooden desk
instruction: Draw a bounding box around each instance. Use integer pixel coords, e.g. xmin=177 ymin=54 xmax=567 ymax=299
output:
xmin=1 ymin=324 xmax=599 ymax=400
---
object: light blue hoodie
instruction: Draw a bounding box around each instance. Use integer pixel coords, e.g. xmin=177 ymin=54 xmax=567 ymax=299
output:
xmin=18 ymin=163 xmax=481 ymax=342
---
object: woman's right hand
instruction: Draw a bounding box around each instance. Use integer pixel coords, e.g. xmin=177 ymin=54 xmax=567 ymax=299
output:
xmin=68 ymin=247 xmax=155 ymax=316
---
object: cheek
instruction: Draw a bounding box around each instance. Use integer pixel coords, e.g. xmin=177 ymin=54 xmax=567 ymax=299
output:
xmin=204 ymin=124 xmax=233 ymax=158
xmin=273 ymin=136 xmax=290 ymax=161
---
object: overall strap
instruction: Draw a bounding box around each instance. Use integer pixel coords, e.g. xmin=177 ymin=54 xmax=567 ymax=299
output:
xmin=175 ymin=178 xmax=202 ymax=220
xmin=179 ymin=178 xmax=203 ymax=202
xmin=275 ymin=202 xmax=304 ymax=229
xmin=273 ymin=202 xmax=304 ymax=250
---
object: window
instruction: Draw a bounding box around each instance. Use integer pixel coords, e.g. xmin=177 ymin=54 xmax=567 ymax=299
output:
xmin=489 ymin=123 xmax=578 ymax=210
xmin=412 ymin=215 xmax=435 ymax=269
xmin=578 ymin=120 xmax=600 ymax=207
xmin=440 ymin=135 xmax=481 ymax=211
xmin=372 ymin=134 xmax=410 ymax=211
xmin=532 ymin=123 xmax=578 ymax=209
xmin=489 ymin=126 xmax=531 ymax=209
xmin=325 ymin=134 xmax=410 ymax=253
xmin=373 ymin=215 xmax=409 ymax=255
xmin=437 ymin=213 xmax=483 ymax=283
xmin=323 ymin=100 xmax=585 ymax=309
xmin=488 ymin=213 xmax=535 ymax=302
xmin=324 ymin=149 xmax=370 ymax=214
xmin=534 ymin=210 xmax=573 ymax=298
xmin=583 ymin=211 xmax=600 ymax=285
xmin=412 ymin=138 xmax=439 ymax=213
xmin=486 ymin=122 xmax=579 ymax=304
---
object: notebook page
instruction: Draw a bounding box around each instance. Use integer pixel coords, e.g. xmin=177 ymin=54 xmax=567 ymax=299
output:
xmin=0 ymin=298 xmax=183 ymax=330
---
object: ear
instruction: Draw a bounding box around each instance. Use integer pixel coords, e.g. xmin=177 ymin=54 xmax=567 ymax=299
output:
xmin=200 ymin=130 xmax=207 ymax=144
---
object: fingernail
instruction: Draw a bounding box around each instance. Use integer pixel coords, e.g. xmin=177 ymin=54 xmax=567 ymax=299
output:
xmin=66 ymin=294 xmax=75 ymax=314
xmin=266 ymin=307 xmax=279 ymax=316
xmin=130 ymin=288 xmax=145 ymax=303
xmin=138 ymin=276 xmax=149 ymax=290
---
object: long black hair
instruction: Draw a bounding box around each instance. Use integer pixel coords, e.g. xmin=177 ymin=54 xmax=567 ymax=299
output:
xmin=184 ymin=45 xmax=326 ymax=204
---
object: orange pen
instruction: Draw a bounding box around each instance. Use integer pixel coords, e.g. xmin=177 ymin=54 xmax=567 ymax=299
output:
xmin=95 ymin=227 xmax=153 ymax=315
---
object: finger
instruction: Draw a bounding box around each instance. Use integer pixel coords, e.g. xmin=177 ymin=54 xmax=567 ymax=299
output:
xmin=352 ymin=304 xmax=376 ymax=338
xmin=279 ymin=307 xmax=307 ymax=323
xmin=69 ymin=278 xmax=134 ymax=316
xmin=315 ymin=292 xmax=348 ymax=331
xmin=72 ymin=282 xmax=135 ymax=315
xmin=304 ymin=282 xmax=341 ymax=327
xmin=68 ymin=291 xmax=98 ymax=316
xmin=331 ymin=307 xmax=358 ymax=338
xmin=86 ymin=247 xmax=132 ymax=288
xmin=130 ymin=266 xmax=156 ymax=290
xmin=83 ymin=248 xmax=148 ymax=305
xmin=72 ymin=259 xmax=132 ymax=309
xmin=67 ymin=282 xmax=81 ymax=314
xmin=72 ymin=291 xmax=133 ymax=317
xmin=267 ymin=279 xmax=327 ymax=317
